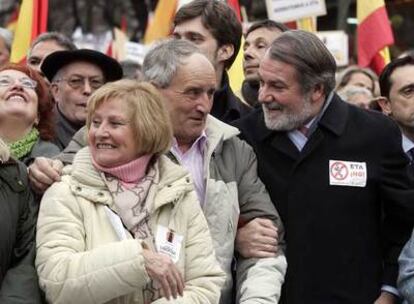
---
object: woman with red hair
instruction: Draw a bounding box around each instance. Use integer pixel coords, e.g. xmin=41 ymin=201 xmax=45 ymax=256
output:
xmin=0 ymin=63 xmax=59 ymax=165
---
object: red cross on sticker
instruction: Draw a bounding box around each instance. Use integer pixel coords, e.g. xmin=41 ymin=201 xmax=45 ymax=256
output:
xmin=329 ymin=160 xmax=367 ymax=187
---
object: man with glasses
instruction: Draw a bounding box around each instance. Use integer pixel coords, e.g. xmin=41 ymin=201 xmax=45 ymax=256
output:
xmin=41 ymin=49 xmax=123 ymax=150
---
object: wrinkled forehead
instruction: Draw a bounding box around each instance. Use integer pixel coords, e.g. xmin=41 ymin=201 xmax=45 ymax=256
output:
xmin=59 ymin=61 xmax=104 ymax=77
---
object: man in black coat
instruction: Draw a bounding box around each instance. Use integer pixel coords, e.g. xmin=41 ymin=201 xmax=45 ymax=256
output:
xmin=234 ymin=30 xmax=414 ymax=304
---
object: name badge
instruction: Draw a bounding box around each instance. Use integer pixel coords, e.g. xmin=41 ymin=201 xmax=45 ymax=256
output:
xmin=155 ymin=225 xmax=183 ymax=263
xmin=329 ymin=160 xmax=367 ymax=187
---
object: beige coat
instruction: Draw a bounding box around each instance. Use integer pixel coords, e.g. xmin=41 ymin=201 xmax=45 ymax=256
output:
xmin=36 ymin=147 xmax=225 ymax=304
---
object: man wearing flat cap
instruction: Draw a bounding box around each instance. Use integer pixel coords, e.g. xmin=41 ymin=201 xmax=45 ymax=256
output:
xmin=41 ymin=49 xmax=123 ymax=150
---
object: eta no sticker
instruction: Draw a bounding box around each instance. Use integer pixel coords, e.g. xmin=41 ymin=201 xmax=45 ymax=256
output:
xmin=329 ymin=160 xmax=367 ymax=187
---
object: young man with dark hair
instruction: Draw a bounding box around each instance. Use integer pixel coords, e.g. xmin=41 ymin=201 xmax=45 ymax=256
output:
xmin=173 ymin=0 xmax=251 ymax=123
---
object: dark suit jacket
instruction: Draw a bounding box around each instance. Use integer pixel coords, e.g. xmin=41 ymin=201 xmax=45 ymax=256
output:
xmin=211 ymin=72 xmax=251 ymax=124
xmin=234 ymin=94 xmax=414 ymax=304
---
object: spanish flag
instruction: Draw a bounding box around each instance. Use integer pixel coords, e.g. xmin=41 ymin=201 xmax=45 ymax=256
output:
xmin=226 ymin=0 xmax=244 ymax=93
xmin=357 ymin=0 xmax=394 ymax=75
xmin=10 ymin=0 xmax=48 ymax=64
xmin=143 ymin=0 xmax=178 ymax=44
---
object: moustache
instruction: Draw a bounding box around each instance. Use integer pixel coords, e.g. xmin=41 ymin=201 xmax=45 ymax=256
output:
xmin=264 ymin=102 xmax=283 ymax=111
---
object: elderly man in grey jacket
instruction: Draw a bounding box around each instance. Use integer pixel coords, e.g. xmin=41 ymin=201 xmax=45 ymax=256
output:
xmin=29 ymin=39 xmax=286 ymax=304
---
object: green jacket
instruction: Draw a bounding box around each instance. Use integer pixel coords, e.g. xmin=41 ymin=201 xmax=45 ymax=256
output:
xmin=0 ymin=158 xmax=42 ymax=303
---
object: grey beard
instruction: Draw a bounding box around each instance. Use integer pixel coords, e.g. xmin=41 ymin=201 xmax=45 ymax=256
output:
xmin=262 ymin=99 xmax=314 ymax=131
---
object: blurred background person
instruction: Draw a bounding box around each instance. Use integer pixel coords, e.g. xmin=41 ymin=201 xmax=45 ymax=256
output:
xmin=241 ymin=20 xmax=288 ymax=107
xmin=0 ymin=64 xmax=59 ymax=165
xmin=0 ymin=28 xmax=12 ymax=67
xmin=36 ymin=80 xmax=225 ymax=304
xmin=0 ymin=138 xmax=41 ymax=303
xmin=41 ymin=49 xmax=123 ymax=150
xmin=27 ymin=32 xmax=77 ymax=76
xmin=120 ymin=60 xmax=143 ymax=81
xmin=336 ymin=65 xmax=378 ymax=96
xmin=337 ymin=84 xmax=373 ymax=110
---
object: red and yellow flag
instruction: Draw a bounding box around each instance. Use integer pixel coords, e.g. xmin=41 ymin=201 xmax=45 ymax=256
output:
xmin=357 ymin=0 xmax=394 ymax=75
xmin=227 ymin=0 xmax=241 ymax=21
xmin=227 ymin=0 xmax=244 ymax=92
xmin=10 ymin=0 xmax=48 ymax=64
xmin=143 ymin=0 xmax=178 ymax=44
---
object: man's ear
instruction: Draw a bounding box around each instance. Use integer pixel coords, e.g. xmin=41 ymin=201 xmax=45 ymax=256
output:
xmin=310 ymin=84 xmax=325 ymax=104
xmin=50 ymin=83 xmax=60 ymax=101
xmin=217 ymin=44 xmax=234 ymax=63
xmin=376 ymin=96 xmax=392 ymax=115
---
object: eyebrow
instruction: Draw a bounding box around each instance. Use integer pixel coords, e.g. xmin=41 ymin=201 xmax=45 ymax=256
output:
xmin=182 ymin=31 xmax=205 ymax=39
xmin=399 ymin=83 xmax=414 ymax=92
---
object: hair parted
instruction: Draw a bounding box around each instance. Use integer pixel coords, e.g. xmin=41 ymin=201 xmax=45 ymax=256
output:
xmin=29 ymin=32 xmax=77 ymax=56
xmin=174 ymin=0 xmax=242 ymax=69
xmin=86 ymin=79 xmax=173 ymax=157
xmin=336 ymin=65 xmax=377 ymax=94
xmin=142 ymin=39 xmax=201 ymax=88
xmin=379 ymin=55 xmax=414 ymax=98
xmin=245 ymin=20 xmax=289 ymax=37
xmin=268 ymin=30 xmax=337 ymax=96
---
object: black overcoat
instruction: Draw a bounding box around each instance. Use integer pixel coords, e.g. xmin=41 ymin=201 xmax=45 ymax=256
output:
xmin=235 ymin=95 xmax=414 ymax=303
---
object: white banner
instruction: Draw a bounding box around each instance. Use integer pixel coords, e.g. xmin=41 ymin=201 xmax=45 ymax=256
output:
xmin=265 ymin=0 xmax=327 ymax=23
xmin=316 ymin=31 xmax=349 ymax=67
xmin=124 ymin=42 xmax=148 ymax=64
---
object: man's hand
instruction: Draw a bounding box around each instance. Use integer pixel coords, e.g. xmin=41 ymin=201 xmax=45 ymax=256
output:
xmin=142 ymin=249 xmax=184 ymax=300
xmin=374 ymin=291 xmax=397 ymax=304
xmin=236 ymin=218 xmax=278 ymax=258
xmin=28 ymin=157 xmax=63 ymax=194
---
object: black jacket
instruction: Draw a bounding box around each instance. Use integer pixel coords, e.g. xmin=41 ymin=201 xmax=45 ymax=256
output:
xmin=0 ymin=159 xmax=42 ymax=303
xmin=235 ymin=95 xmax=414 ymax=303
xmin=211 ymin=72 xmax=251 ymax=124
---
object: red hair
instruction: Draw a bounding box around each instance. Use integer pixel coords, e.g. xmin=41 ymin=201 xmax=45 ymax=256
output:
xmin=0 ymin=63 xmax=55 ymax=140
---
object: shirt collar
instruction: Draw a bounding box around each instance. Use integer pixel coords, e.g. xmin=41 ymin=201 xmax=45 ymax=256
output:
xmin=402 ymin=133 xmax=414 ymax=153
xmin=171 ymin=131 xmax=208 ymax=155
xmin=287 ymin=91 xmax=334 ymax=138
xmin=306 ymin=91 xmax=334 ymax=136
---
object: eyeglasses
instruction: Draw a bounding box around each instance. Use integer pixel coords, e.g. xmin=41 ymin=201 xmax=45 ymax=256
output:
xmin=0 ymin=76 xmax=37 ymax=90
xmin=55 ymin=76 xmax=105 ymax=90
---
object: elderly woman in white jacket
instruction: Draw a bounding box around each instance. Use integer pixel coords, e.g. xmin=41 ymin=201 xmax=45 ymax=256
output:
xmin=36 ymin=80 xmax=225 ymax=304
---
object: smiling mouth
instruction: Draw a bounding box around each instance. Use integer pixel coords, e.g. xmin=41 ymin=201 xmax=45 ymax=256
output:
xmin=7 ymin=95 xmax=26 ymax=103
xmin=96 ymin=143 xmax=116 ymax=149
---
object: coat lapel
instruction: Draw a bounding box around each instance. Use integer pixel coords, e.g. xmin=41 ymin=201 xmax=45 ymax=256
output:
xmin=298 ymin=94 xmax=349 ymax=163
xmin=256 ymin=110 xmax=300 ymax=160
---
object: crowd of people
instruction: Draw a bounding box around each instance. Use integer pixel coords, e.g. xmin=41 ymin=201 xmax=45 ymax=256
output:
xmin=1 ymin=0 xmax=414 ymax=303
